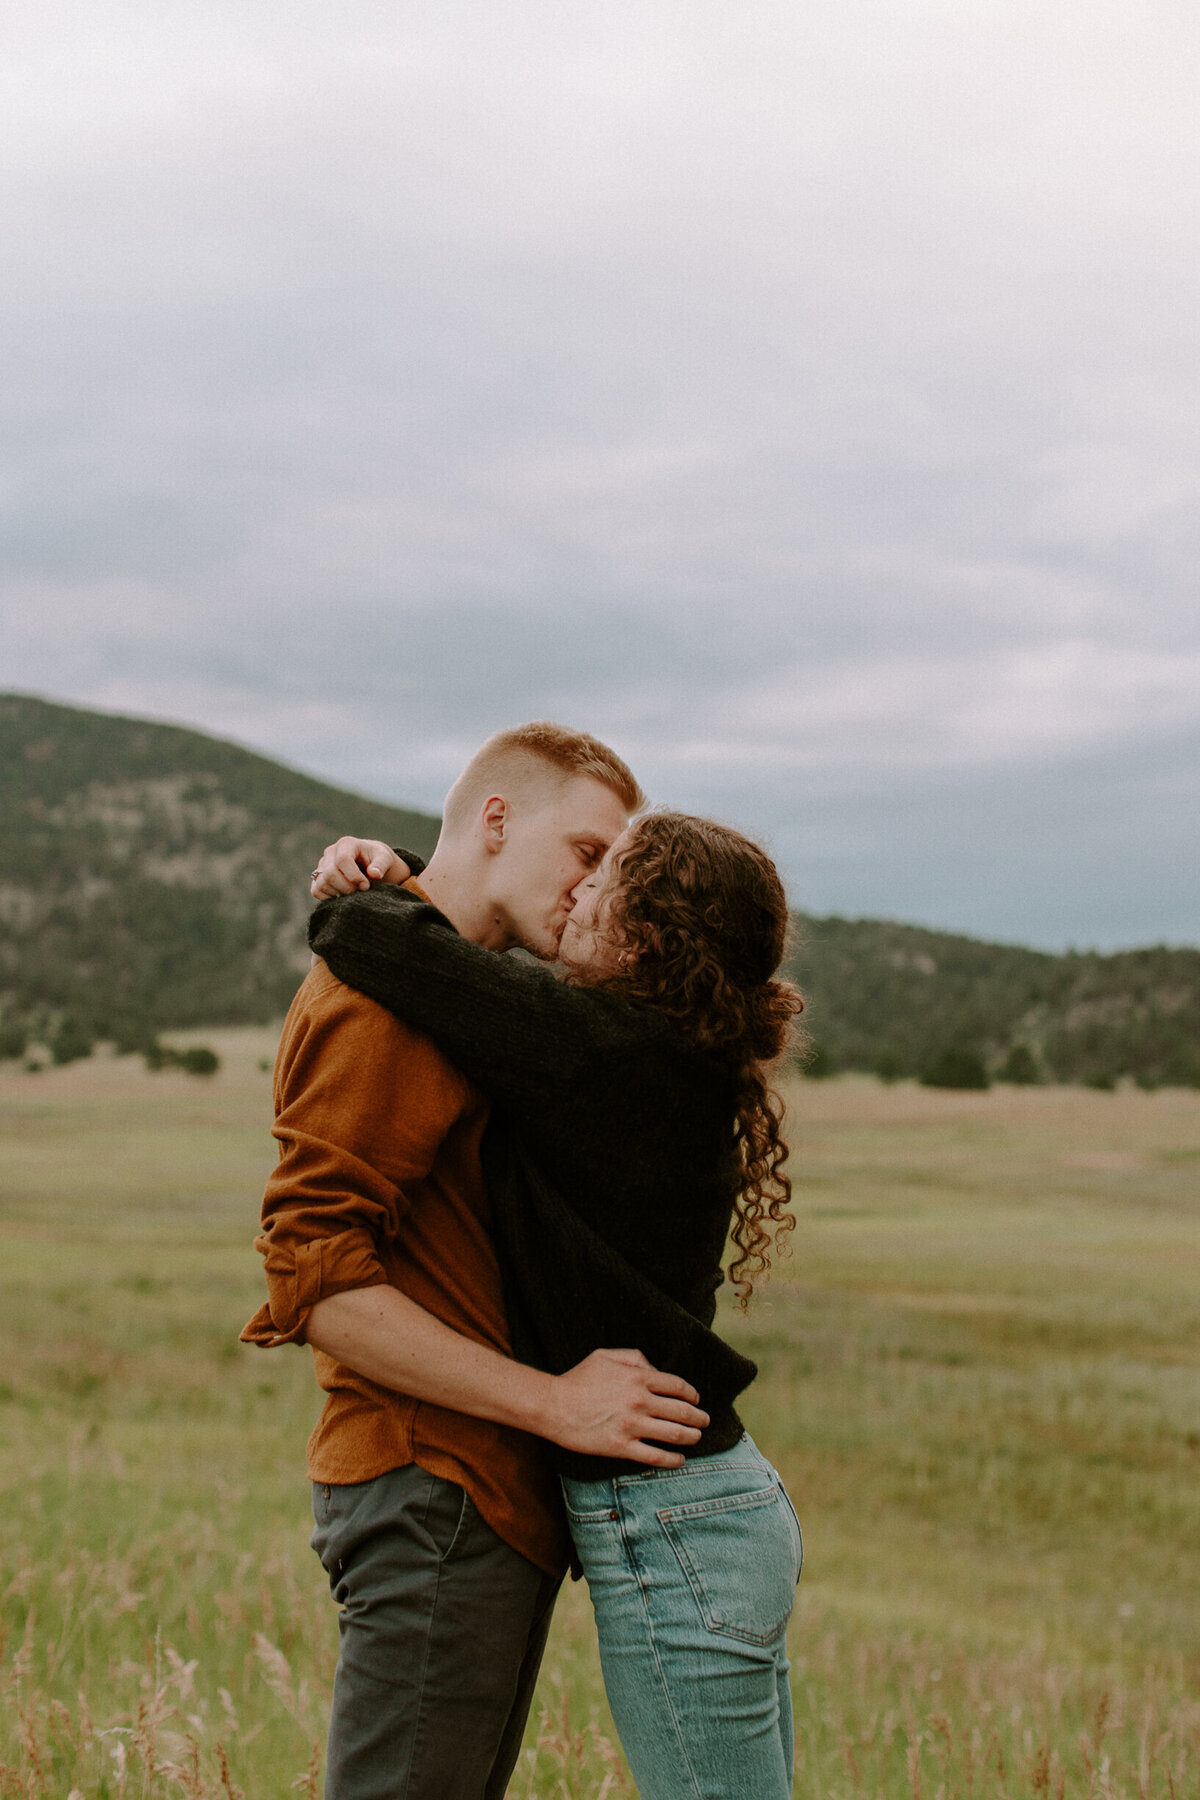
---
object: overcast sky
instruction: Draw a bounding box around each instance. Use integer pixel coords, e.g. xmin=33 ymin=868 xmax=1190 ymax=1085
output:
xmin=2 ymin=0 xmax=1198 ymax=949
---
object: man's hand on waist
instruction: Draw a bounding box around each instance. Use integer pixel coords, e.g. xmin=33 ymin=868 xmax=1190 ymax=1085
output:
xmin=304 ymin=1288 xmax=707 ymax=1467
xmin=540 ymin=1348 xmax=709 ymax=1467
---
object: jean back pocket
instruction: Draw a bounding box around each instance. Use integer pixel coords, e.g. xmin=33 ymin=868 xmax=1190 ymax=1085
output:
xmin=657 ymin=1483 xmax=800 ymax=1646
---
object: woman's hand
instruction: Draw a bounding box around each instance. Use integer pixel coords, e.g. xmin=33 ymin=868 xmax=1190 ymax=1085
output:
xmin=310 ymin=837 xmax=409 ymax=899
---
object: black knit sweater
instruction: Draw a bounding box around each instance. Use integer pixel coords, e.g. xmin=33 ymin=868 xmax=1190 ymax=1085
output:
xmin=308 ymin=884 xmax=758 ymax=1480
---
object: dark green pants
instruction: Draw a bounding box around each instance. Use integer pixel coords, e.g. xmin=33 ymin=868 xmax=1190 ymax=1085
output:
xmin=312 ymin=1466 xmax=560 ymax=1799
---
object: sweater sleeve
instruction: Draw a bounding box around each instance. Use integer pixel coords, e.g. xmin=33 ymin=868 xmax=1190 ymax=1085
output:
xmin=309 ymin=886 xmax=637 ymax=1106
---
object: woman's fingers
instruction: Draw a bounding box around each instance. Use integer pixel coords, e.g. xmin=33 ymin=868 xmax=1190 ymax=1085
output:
xmin=310 ymin=837 xmax=398 ymax=899
xmin=310 ymin=866 xmax=362 ymax=898
xmin=362 ymin=844 xmax=398 ymax=879
xmin=355 ymin=839 xmax=401 ymax=880
xmin=310 ymin=838 xmax=368 ymax=898
xmin=331 ymin=838 xmax=374 ymax=889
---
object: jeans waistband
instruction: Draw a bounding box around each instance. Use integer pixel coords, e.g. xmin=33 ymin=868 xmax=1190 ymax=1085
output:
xmin=562 ymin=1433 xmax=771 ymax=1504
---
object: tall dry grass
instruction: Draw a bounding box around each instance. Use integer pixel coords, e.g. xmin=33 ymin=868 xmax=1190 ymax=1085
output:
xmin=1 ymin=1040 xmax=1197 ymax=1795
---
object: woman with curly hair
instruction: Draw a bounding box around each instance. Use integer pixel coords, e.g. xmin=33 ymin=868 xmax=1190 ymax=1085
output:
xmin=308 ymin=811 xmax=805 ymax=1800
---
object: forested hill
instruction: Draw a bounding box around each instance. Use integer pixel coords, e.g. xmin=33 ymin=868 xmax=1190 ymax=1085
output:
xmin=1 ymin=693 xmax=1197 ymax=1085
xmin=787 ymin=917 xmax=1200 ymax=1088
xmin=0 ymin=693 xmax=440 ymax=1047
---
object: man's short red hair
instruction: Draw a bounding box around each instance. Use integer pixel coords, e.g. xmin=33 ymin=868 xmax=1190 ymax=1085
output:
xmin=442 ymin=722 xmax=644 ymax=831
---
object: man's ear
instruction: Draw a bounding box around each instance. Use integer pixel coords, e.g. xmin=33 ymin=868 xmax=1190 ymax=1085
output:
xmin=479 ymin=794 xmax=509 ymax=855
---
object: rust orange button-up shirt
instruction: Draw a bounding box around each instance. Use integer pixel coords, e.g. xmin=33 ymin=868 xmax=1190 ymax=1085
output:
xmin=240 ymin=943 xmax=569 ymax=1580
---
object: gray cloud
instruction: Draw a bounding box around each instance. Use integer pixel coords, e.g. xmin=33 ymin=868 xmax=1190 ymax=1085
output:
xmin=2 ymin=0 xmax=1198 ymax=947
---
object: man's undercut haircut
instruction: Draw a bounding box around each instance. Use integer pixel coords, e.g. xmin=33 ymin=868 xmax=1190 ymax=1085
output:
xmin=443 ymin=722 xmax=644 ymax=832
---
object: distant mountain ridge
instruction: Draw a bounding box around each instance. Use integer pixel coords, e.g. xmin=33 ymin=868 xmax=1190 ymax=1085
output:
xmin=1 ymin=693 xmax=1197 ymax=1085
xmin=788 ymin=915 xmax=1200 ymax=1087
xmin=0 ymin=693 xmax=440 ymax=1046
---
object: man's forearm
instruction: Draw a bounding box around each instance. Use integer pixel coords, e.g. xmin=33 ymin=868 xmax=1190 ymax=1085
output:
xmin=304 ymin=1285 xmax=710 ymax=1466
xmin=306 ymin=1285 xmax=556 ymax=1434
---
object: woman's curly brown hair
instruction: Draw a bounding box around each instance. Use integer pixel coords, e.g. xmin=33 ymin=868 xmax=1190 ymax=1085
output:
xmin=587 ymin=811 xmax=807 ymax=1305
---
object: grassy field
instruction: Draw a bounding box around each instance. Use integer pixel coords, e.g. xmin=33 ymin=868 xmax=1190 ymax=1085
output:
xmin=0 ymin=1032 xmax=1197 ymax=1798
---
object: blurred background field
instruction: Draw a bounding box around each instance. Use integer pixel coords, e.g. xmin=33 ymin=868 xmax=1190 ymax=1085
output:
xmin=0 ymin=1035 xmax=1197 ymax=1798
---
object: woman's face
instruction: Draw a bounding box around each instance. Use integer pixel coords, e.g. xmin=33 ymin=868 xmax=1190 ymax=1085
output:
xmin=557 ymin=828 xmax=633 ymax=977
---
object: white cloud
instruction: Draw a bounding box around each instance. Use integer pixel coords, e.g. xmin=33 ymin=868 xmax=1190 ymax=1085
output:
xmin=702 ymin=642 xmax=1200 ymax=770
xmin=1 ymin=0 xmax=1199 ymax=946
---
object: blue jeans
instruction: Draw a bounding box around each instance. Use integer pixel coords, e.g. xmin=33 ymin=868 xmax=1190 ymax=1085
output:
xmin=562 ymin=1435 xmax=802 ymax=1800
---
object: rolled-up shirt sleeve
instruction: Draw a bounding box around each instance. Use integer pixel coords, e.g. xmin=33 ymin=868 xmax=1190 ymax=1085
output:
xmin=241 ymin=962 xmax=474 ymax=1348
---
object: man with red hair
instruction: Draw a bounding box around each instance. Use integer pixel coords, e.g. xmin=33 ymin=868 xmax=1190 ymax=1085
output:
xmin=244 ymin=724 xmax=706 ymax=1800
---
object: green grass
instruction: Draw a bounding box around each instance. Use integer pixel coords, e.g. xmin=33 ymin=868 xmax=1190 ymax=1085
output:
xmin=1 ymin=1040 xmax=1197 ymax=1797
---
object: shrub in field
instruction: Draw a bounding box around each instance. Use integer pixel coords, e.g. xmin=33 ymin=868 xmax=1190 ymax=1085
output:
xmin=1085 ymin=1069 xmax=1117 ymax=1091
xmin=998 ymin=1043 xmax=1041 ymax=1084
xmin=143 ymin=1040 xmax=221 ymax=1076
xmin=920 ymin=1045 xmax=990 ymax=1089
xmin=49 ymin=1017 xmax=93 ymax=1064
xmin=873 ymin=1049 xmax=904 ymax=1083
xmin=804 ymin=1040 xmax=837 ymax=1079
xmin=111 ymin=1020 xmax=162 ymax=1057
xmin=0 ymin=1020 xmax=27 ymax=1059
